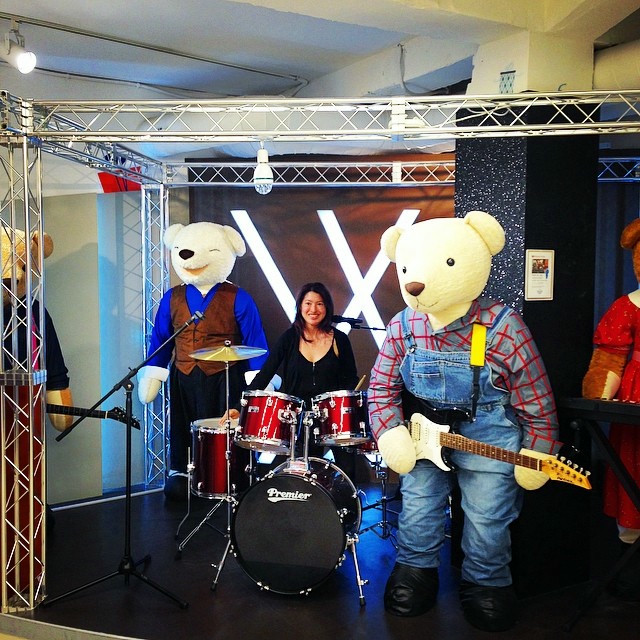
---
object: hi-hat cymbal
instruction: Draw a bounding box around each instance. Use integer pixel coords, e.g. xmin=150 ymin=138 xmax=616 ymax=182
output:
xmin=190 ymin=345 xmax=267 ymax=362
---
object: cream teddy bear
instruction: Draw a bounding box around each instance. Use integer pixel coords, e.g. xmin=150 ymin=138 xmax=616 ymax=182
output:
xmin=137 ymin=222 xmax=268 ymax=500
xmin=368 ymin=211 xmax=560 ymax=631
xmin=1 ymin=227 xmax=74 ymax=431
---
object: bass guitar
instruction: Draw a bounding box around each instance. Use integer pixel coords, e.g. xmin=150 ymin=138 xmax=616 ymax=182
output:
xmin=46 ymin=404 xmax=140 ymax=430
xmin=408 ymin=412 xmax=591 ymax=490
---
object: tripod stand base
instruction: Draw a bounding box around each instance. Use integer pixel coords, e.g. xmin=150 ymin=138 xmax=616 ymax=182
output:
xmin=43 ymin=554 xmax=189 ymax=610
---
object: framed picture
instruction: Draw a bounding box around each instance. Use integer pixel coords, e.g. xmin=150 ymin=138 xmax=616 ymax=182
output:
xmin=525 ymin=249 xmax=554 ymax=301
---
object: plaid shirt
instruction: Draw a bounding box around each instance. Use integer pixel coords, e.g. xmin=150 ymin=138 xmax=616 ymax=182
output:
xmin=368 ymin=298 xmax=560 ymax=454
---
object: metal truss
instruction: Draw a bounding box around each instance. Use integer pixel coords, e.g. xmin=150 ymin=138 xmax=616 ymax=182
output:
xmin=141 ymin=185 xmax=170 ymax=488
xmin=166 ymin=160 xmax=456 ymax=187
xmin=598 ymin=157 xmax=640 ymax=182
xmin=12 ymin=90 xmax=640 ymax=144
xmin=4 ymin=88 xmax=640 ymax=612
xmin=0 ymin=140 xmax=47 ymax=613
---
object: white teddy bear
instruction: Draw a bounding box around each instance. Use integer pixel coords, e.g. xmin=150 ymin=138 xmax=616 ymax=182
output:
xmin=137 ymin=221 xmax=269 ymax=500
xmin=368 ymin=211 xmax=560 ymax=631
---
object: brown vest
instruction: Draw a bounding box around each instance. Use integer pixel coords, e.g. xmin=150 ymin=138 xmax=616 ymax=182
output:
xmin=170 ymin=282 xmax=241 ymax=376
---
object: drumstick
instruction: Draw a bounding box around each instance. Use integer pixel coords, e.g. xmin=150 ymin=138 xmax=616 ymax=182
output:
xmin=355 ymin=374 xmax=367 ymax=391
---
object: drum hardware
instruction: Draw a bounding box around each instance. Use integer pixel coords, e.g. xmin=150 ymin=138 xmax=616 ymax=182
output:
xmin=175 ymin=341 xmax=266 ymax=591
xmin=357 ymin=448 xmax=399 ymax=549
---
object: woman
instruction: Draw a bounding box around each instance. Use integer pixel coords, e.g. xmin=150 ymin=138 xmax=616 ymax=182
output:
xmin=229 ymin=282 xmax=361 ymax=477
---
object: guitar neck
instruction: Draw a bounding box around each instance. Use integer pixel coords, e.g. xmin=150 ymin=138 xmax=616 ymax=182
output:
xmin=46 ymin=404 xmax=107 ymax=420
xmin=439 ymin=431 xmax=540 ymax=470
xmin=46 ymin=404 xmax=138 ymax=429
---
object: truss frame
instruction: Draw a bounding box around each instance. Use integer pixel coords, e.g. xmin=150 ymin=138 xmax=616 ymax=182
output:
xmin=2 ymin=89 xmax=640 ymax=611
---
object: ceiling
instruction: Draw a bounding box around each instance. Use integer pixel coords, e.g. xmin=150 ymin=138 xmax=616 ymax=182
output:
xmin=2 ymin=1 xmax=640 ymax=165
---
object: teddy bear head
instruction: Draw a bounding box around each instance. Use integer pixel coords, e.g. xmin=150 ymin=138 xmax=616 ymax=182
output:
xmin=163 ymin=221 xmax=246 ymax=289
xmin=380 ymin=211 xmax=505 ymax=316
xmin=1 ymin=227 xmax=53 ymax=305
xmin=620 ymin=217 xmax=640 ymax=281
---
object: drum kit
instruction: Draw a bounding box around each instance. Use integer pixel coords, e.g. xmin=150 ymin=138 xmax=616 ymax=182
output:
xmin=174 ymin=341 xmax=397 ymax=604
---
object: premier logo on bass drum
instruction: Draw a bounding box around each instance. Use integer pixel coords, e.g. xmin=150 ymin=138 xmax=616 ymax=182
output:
xmin=266 ymin=487 xmax=313 ymax=503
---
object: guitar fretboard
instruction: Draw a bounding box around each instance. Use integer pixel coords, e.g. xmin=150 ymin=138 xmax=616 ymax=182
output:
xmin=408 ymin=421 xmax=541 ymax=470
xmin=439 ymin=431 xmax=540 ymax=470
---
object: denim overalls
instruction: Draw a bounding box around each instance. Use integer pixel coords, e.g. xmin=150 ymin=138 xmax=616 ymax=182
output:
xmin=396 ymin=306 xmax=523 ymax=586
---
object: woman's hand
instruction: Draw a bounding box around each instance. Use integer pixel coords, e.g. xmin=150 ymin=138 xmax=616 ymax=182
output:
xmin=218 ymin=409 xmax=240 ymax=426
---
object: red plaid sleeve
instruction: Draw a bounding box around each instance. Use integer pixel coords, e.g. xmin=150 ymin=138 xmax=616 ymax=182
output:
xmin=368 ymin=315 xmax=407 ymax=440
xmin=488 ymin=311 xmax=560 ymax=453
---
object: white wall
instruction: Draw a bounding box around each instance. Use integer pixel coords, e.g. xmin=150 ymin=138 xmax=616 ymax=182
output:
xmin=44 ymin=193 xmax=104 ymax=504
xmin=96 ymin=192 xmax=146 ymax=491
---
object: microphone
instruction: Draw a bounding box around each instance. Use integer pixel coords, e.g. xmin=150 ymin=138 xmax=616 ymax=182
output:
xmin=332 ymin=315 xmax=363 ymax=326
xmin=183 ymin=310 xmax=204 ymax=328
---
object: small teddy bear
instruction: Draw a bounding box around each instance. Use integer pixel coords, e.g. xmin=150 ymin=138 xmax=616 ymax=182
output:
xmin=137 ymin=221 xmax=268 ymax=500
xmin=1 ymin=227 xmax=74 ymax=431
xmin=368 ymin=211 xmax=560 ymax=631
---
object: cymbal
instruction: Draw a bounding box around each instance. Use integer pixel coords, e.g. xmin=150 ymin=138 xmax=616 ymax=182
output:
xmin=190 ymin=345 xmax=267 ymax=362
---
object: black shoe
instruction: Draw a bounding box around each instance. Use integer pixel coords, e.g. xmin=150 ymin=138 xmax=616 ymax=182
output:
xmin=384 ymin=563 xmax=439 ymax=617
xmin=164 ymin=474 xmax=188 ymax=502
xmin=459 ymin=581 xmax=518 ymax=632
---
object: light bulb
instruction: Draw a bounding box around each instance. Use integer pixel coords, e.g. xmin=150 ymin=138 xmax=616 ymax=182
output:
xmin=16 ymin=49 xmax=36 ymax=74
xmin=2 ymin=27 xmax=37 ymax=75
xmin=253 ymin=148 xmax=273 ymax=195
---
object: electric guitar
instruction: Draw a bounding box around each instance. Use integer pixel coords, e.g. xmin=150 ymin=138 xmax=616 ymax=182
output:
xmin=407 ymin=412 xmax=591 ymax=490
xmin=46 ymin=404 xmax=140 ymax=430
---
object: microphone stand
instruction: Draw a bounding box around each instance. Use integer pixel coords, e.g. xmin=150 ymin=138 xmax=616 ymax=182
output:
xmin=43 ymin=312 xmax=203 ymax=610
xmin=334 ymin=319 xmax=387 ymax=332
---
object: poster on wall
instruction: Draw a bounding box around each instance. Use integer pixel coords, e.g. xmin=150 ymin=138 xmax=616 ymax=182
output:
xmin=525 ymin=249 xmax=554 ymax=301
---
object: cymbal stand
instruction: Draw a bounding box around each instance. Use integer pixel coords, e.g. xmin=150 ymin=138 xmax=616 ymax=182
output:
xmin=358 ymin=454 xmax=399 ymax=548
xmin=174 ymin=351 xmax=238 ymax=592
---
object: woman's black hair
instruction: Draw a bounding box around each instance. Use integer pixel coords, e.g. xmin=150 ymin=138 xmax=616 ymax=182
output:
xmin=293 ymin=282 xmax=334 ymax=341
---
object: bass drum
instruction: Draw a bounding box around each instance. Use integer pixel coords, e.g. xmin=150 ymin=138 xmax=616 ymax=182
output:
xmin=231 ymin=457 xmax=361 ymax=595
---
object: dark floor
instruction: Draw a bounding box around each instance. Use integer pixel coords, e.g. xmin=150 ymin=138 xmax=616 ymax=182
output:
xmin=9 ymin=456 xmax=640 ymax=640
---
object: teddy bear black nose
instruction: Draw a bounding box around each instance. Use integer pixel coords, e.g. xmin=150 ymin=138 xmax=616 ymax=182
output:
xmin=178 ymin=249 xmax=194 ymax=260
xmin=405 ymin=281 xmax=425 ymax=296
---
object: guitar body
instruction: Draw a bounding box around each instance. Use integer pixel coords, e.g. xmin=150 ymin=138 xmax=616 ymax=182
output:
xmin=412 ymin=418 xmax=454 ymax=472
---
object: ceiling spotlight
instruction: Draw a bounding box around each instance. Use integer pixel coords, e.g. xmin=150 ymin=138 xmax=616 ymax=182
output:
xmin=2 ymin=20 xmax=36 ymax=74
xmin=253 ymin=145 xmax=273 ymax=195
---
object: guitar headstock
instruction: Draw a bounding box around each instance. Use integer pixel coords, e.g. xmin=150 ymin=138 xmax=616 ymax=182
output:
xmin=540 ymin=457 xmax=592 ymax=490
xmin=108 ymin=407 xmax=141 ymax=430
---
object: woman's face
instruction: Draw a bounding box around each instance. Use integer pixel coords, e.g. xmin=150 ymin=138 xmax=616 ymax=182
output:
xmin=300 ymin=291 xmax=327 ymax=328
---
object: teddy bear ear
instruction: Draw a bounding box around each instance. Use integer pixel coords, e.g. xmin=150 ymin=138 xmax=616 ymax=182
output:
xmin=223 ymin=225 xmax=246 ymax=257
xmin=163 ymin=224 xmax=184 ymax=248
xmin=620 ymin=218 xmax=640 ymax=250
xmin=380 ymin=226 xmax=405 ymax=263
xmin=31 ymin=231 xmax=53 ymax=258
xmin=464 ymin=210 xmax=505 ymax=256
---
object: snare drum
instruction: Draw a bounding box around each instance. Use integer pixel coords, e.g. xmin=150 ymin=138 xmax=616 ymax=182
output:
xmin=190 ymin=419 xmax=240 ymax=499
xmin=355 ymin=439 xmax=379 ymax=456
xmin=231 ymin=457 xmax=361 ymax=594
xmin=236 ymin=390 xmax=303 ymax=454
xmin=312 ymin=390 xmax=370 ymax=446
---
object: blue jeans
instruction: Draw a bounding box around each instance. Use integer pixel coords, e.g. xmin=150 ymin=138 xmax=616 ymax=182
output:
xmin=396 ymin=459 xmax=521 ymax=586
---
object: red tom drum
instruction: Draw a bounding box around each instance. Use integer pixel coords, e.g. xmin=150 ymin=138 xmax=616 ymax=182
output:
xmin=312 ymin=390 xmax=370 ymax=446
xmin=236 ymin=390 xmax=303 ymax=454
xmin=190 ymin=419 xmax=239 ymax=498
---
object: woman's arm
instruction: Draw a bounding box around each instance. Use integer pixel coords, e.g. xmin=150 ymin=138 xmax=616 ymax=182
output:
xmin=335 ymin=329 xmax=359 ymax=389
xmin=247 ymin=327 xmax=292 ymax=391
